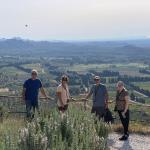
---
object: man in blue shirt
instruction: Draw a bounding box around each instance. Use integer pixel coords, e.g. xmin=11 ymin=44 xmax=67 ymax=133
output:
xmin=85 ymin=76 xmax=109 ymax=120
xmin=22 ymin=69 xmax=48 ymax=118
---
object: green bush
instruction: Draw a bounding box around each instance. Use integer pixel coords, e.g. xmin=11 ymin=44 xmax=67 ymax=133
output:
xmin=3 ymin=105 xmax=110 ymax=150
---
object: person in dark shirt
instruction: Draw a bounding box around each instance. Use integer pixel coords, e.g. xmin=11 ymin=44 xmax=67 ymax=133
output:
xmin=22 ymin=69 xmax=48 ymax=118
xmin=115 ymin=81 xmax=130 ymax=141
xmin=84 ymin=76 xmax=109 ymax=120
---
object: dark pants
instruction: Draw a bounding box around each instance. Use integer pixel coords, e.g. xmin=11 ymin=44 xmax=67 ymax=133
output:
xmin=91 ymin=107 xmax=106 ymax=120
xmin=118 ymin=110 xmax=130 ymax=135
xmin=26 ymin=100 xmax=39 ymax=118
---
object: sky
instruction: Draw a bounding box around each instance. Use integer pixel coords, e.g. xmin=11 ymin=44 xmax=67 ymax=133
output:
xmin=0 ymin=0 xmax=150 ymax=41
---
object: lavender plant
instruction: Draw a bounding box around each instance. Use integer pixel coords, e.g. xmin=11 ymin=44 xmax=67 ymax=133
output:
xmin=3 ymin=105 xmax=110 ymax=150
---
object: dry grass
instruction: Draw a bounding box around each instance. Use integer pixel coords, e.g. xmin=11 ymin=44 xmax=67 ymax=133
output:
xmin=0 ymin=117 xmax=25 ymax=145
xmin=112 ymin=122 xmax=150 ymax=135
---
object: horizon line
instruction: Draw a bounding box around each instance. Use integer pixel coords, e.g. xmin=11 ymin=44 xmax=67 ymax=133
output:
xmin=0 ymin=36 xmax=150 ymax=42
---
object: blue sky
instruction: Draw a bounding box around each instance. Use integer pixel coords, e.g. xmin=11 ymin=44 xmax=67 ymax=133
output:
xmin=0 ymin=0 xmax=150 ymax=41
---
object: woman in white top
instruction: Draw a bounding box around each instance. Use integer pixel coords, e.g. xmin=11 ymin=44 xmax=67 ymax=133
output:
xmin=56 ymin=75 xmax=70 ymax=113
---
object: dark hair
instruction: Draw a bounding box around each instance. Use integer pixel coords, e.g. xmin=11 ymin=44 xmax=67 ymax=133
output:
xmin=61 ymin=75 xmax=69 ymax=82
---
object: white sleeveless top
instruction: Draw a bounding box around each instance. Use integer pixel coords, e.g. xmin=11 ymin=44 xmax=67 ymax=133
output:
xmin=56 ymin=84 xmax=70 ymax=106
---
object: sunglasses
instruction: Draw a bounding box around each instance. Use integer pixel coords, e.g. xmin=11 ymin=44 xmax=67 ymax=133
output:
xmin=32 ymin=73 xmax=37 ymax=75
xmin=94 ymin=79 xmax=100 ymax=81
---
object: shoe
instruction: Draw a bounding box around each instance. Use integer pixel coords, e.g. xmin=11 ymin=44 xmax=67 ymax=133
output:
xmin=119 ymin=135 xmax=128 ymax=141
xmin=126 ymin=133 xmax=129 ymax=138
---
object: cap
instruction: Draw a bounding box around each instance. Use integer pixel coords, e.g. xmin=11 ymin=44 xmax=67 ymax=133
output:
xmin=94 ymin=76 xmax=100 ymax=80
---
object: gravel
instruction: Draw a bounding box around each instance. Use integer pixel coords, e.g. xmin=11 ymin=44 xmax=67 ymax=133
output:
xmin=107 ymin=133 xmax=150 ymax=150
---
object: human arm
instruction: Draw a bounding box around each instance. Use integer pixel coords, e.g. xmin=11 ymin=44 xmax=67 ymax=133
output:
xmin=123 ymin=95 xmax=129 ymax=114
xmin=56 ymin=86 xmax=64 ymax=106
xmin=84 ymin=85 xmax=94 ymax=100
xmin=39 ymin=80 xmax=48 ymax=100
xmin=67 ymin=87 xmax=71 ymax=103
xmin=40 ymin=87 xmax=48 ymax=99
xmin=56 ymin=91 xmax=64 ymax=107
xmin=105 ymin=88 xmax=109 ymax=109
xmin=85 ymin=92 xmax=92 ymax=100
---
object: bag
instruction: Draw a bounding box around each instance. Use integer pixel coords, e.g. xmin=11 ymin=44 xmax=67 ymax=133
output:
xmin=114 ymin=105 xmax=117 ymax=112
xmin=104 ymin=108 xmax=114 ymax=123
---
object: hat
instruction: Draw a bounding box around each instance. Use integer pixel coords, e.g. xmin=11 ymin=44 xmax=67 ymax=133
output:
xmin=31 ymin=69 xmax=38 ymax=75
xmin=94 ymin=76 xmax=100 ymax=80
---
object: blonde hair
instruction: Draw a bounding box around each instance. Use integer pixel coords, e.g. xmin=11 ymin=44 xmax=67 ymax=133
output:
xmin=117 ymin=81 xmax=124 ymax=87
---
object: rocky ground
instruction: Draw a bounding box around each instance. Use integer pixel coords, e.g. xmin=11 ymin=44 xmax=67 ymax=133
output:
xmin=107 ymin=133 xmax=150 ymax=150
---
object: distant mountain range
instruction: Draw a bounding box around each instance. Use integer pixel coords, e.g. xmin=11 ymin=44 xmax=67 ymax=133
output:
xmin=0 ymin=38 xmax=150 ymax=57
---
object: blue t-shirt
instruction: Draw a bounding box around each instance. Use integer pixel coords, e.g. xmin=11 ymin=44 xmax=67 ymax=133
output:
xmin=90 ymin=83 xmax=107 ymax=107
xmin=23 ymin=78 xmax=42 ymax=102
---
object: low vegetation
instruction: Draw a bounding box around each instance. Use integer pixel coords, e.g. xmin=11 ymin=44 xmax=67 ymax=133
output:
xmin=0 ymin=106 xmax=110 ymax=150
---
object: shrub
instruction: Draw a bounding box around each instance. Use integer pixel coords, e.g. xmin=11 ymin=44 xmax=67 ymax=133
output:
xmin=4 ymin=105 xmax=110 ymax=150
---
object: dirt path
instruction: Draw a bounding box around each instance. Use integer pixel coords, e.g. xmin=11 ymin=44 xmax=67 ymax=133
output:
xmin=107 ymin=133 xmax=150 ymax=150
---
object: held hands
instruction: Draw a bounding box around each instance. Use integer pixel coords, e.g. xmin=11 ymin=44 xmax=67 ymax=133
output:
xmin=45 ymin=96 xmax=55 ymax=101
xmin=70 ymin=97 xmax=88 ymax=102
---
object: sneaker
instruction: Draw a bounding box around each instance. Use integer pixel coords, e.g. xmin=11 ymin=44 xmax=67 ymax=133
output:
xmin=119 ymin=135 xmax=128 ymax=141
